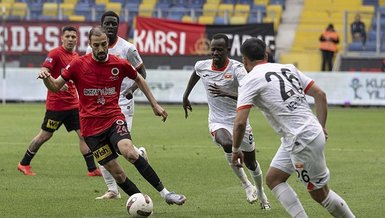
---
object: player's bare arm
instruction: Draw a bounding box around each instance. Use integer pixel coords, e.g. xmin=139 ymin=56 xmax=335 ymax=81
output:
xmin=208 ymin=83 xmax=237 ymax=100
xmin=306 ymin=82 xmax=328 ymax=139
xmin=182 ymin=71 xmax=200 ymax=118
xmin=38 ymin=70 xmax=66 ymax=93
xmin=124 ymin=65 xmax=147 ymax=100
xmin=231 ymin=107 xmax=250 ymax=167
xmin=135 ymin=73 xmax=168 ymax=122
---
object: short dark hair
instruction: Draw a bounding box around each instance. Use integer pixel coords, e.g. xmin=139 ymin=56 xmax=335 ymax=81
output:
xmin=88 ymin=26 xmax=107 ymax=41
xmin=241 ymin=37 xmax=266 ymax=61
xmin=62 ymin=26 xmax=77 ymax=34
xmin=101 ymin=11 xmax=120 ymax=24
xmin=212 ymin=33 xmax=230 ymax=48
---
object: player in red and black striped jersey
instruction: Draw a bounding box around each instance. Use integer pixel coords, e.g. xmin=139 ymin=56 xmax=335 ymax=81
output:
xmin=18 ymin=26 xmax=100 ymax=177
xmin=38 ymin=27 xmax=186 ymax=206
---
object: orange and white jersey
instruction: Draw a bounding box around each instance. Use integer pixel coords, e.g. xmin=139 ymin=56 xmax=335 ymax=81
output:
xmin=194 ymin=58 xmax=251 ymax=129
xmin=237 ymin=63 xmax=323 ymax=152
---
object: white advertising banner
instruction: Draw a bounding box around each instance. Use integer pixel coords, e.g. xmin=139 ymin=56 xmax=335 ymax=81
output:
xmin=304 ymin=72 xmax=385 ymax=106
xmin=1 ymin=68 xmax=384 ymax=106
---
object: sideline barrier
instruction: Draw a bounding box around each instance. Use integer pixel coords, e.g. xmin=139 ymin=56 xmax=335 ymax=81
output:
xmin=1 ymin=69 xmax=384 ymax=106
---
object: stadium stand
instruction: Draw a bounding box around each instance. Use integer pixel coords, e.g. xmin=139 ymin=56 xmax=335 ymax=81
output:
xmin=41 ymin=2 xmax=59 ymax=19
xmin=105 ymin=2 xmax=122 ymax=16
xmin=0 ymin=0 xmax=280 ymax=27
xmin=11 ymin=2 xmax=27 ymax=19
xmin=217 ymin=3 xmax=234 ymax=17
xmin=279 ymin=0 xmax=378 ymax=71
xmin=198 ymin=15 xmax=215 ymax=24
xmin=60 ymin=3 xmax=75 ymax=19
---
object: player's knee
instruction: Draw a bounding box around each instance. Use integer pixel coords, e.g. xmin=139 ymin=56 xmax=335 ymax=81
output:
xmin=120 ymin=147 xmax=139 ymax=163
xmin=265 ymin=175 xmax=277 ymax=190
xmin=113 ymin=170 xmax=126 ymax=183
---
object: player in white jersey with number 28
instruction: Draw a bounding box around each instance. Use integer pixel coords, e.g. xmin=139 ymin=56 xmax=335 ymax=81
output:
xmin=232 ymin=37 xmax=355 ymax=218
xmin=183 ymin=33 xmax=270 ymax=210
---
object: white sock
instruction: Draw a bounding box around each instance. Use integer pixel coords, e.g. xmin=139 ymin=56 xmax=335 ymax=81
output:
xmin=321 ymin=190 xmax=355 ymax=218
xmin=224 ymin=153 xmax=252 ymax=188
xmin=248 ymin=161 xmax=264 ymax=192
xmin=159 ymin=188 xmax=170 ymax=199
xmin=99 ymin=165 xmax=119 ymax=193
xmin=272 ymin=182 xmax=308 ymax=218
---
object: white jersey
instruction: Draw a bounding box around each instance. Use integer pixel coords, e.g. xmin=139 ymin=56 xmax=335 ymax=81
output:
xmin=237 ymin=63 xmax=323 ymax=153
xmin=195 ymin=58 xmax=251 ymax=129
xmin=86 ymin=37 xmax=143 ymax=118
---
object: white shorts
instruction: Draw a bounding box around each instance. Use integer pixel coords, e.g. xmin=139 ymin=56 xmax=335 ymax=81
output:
xmin=270 ymin=132 xmax=330 ymax=191
xmin=209 ymin=123 xmax=255 ymax=152
xmin=119 ymin=98 xmax=134 ymax=132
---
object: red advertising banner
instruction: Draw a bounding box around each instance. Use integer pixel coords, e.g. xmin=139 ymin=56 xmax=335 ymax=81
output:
xmin=0 ymin=21 xmax=129 ymax=54
xmin=134 ymin=16 xmax=275 ymax=57
xmin=135 ymin=17 xmax=206 ymax=56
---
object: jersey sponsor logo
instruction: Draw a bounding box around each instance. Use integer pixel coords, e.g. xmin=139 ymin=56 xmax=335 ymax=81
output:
xmin=93 ymin=144 xmax=112 ymax=162
xmin=46 ymin=119 xmax=60 ymax=130
xmin=83 ymin=87 xmax=116 ymax=96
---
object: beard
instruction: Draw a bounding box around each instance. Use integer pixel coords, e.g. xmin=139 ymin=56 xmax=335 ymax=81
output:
xmin=94 ymin=51 xmax=107 ymax=62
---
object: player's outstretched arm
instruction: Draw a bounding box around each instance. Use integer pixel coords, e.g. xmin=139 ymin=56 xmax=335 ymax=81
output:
xmin=182 ymin=71 xmax=200 ymax=118
xmin=37 ymin=68 xmax=66 ymax=93
xmin=135 ymin=74 xmax=167 ymax=122
xmin=306 ymin=82 xmax=328 ymax=139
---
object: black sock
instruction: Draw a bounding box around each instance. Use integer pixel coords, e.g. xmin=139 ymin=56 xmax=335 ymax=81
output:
xmin=83 ymin=152 xmax=97 ymax=172
xmin=20 ymin=149 xmax=35 ymax=165
xmin=117 ymin=177 xmax=141 ymax=196
xmin=133 ymin=156 xmax=164 ymax=192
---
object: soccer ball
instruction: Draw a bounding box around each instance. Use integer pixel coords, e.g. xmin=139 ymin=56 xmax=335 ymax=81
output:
xmin=126 ymin=193 xmax=153 ymax=218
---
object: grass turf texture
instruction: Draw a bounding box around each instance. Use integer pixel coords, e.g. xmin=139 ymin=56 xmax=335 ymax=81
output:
xmin=0 ymin=103 xmax=384 ymax=217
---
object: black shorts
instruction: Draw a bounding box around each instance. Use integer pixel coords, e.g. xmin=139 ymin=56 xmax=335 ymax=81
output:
xmin=41 ymin=109 xmax=80 ymax=133
xmin=84 ymin=120 xmax=132 ymax=165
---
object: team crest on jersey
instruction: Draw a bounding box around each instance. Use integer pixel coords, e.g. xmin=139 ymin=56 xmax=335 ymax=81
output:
xmin=109 ymin=68 xmax=119 ymax=81
xmin=111 ymin=68 xmax=119 ymax=76
xmin=224 ymin=74 xmax=233 ymax=79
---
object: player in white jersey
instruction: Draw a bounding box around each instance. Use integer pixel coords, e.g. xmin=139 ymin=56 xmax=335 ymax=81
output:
xmin=183 ymin=34 xmax=270 ymax=209
xmin=86 ymin=11 xmax=148 ymax=200
xmin=232 ymin=37 xmax=355 ymax=218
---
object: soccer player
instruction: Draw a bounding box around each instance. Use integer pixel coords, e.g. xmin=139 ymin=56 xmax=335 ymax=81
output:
xmin=183 ymin=33 xmax=270 ymax=209
xmin=17 ymin=26 xmax=101 ymax=177
xmin=38 ymin=26 xmax=186 ymax=206
xmin=232 ymin=37 xmax=355 ymax=217
xmin=85 ymin=11 xmax=148 ymax=200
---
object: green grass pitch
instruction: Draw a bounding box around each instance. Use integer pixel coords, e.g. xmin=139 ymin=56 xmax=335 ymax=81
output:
xmin=0 ymin=103 xmax=384 ymax=217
